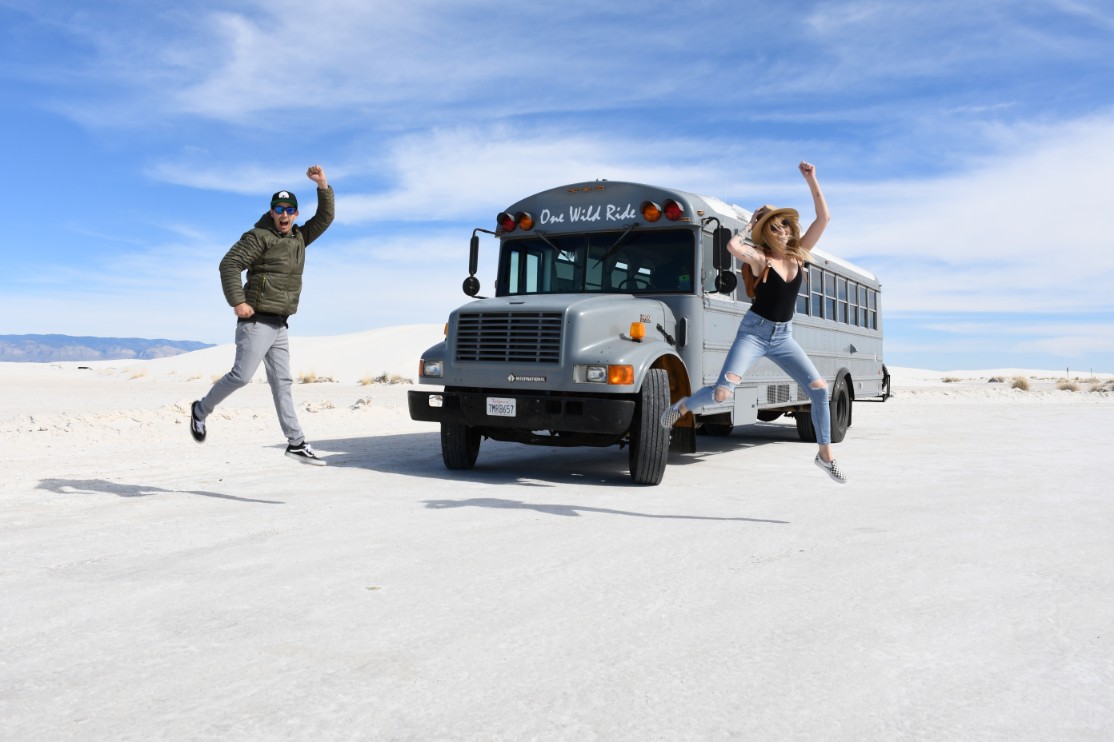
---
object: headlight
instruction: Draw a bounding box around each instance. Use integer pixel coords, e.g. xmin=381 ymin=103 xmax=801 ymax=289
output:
xmin=586 ymin=365 xmax=607 ymax=383
xmin=421 ymin=359 xmax=444 ymax=378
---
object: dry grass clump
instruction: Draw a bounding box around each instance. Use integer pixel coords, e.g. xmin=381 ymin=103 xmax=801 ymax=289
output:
xmin=1011 ymin=376 xmax=1030 ymax=391
xmin=1056 ymin=379 xmax=1079 ymax=392
xmin=942 ymin=376 xmax=961 ymax=383
xmin=359 ymin=372 xmax=414 ymax=385
xmin=128 ymin=369 xmax=147 ymax=380
xmin=298 ymin=371 xmax=337 ymax=384
xmin=988 ymin=376 xmax=1005 ymax=383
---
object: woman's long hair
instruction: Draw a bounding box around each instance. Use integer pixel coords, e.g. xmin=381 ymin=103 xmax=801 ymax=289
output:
xmin=761 ymin=218 xmax=811 ymax=264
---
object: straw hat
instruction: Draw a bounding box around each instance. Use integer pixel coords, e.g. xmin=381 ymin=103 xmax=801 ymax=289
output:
xmin=750 ymin=205 xmax=799 ymax=248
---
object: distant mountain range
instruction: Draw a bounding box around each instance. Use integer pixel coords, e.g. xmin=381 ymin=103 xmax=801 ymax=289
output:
xmin=0 ymin=334 xmax=215 ymax=362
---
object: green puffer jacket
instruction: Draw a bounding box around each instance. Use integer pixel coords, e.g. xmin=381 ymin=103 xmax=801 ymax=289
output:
xmin=219 ymin=185 xmax=335 ymax=317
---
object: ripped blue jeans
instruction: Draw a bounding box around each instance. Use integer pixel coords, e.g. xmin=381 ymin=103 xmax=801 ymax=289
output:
xmin=681 ymin=311 xmax=832 ymax=445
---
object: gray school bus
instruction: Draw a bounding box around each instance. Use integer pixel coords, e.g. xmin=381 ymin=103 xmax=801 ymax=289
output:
xmin=408 ymin=180 xmax=888 ymax=485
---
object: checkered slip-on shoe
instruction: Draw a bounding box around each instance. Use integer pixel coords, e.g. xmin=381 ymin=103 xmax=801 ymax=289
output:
xmin=659 ymin=403 xmax=685 ymax=428
xmin=815 ymin=454 xmax=847 ymax=484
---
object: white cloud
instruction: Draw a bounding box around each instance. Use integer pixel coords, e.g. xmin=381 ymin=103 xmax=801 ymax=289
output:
xmin=823 ymin=112 xmax=1114 ymax=314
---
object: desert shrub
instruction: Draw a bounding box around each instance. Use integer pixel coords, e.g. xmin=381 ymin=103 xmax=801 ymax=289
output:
xmin=364 ymin=371 xmax=414 ymax=385
xmin=942 ymin=376 xmax=961 ymax=383
xmin=297 ymin=372 xmax=336 ymax=384
xmin=1011 ymin=376 xmax=1030 ymax=391
xmin=988 ymin=376 xmax=1004 ymax=383
xmin=1056 ymin=380 xmax=1079 ymax=392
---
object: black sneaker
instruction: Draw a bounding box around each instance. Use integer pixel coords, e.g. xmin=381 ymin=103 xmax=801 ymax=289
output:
xmin=190 ymin=401 xmax=206 ymax=443
xmin=285 ymin=442 xmax=326 ymax=466
xmin=815 ymin=454 xmax=847 ymax=484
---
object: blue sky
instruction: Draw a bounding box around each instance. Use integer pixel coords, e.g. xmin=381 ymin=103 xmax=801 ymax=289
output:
xmin=3 ymin=0 xmax=1113 ymax=372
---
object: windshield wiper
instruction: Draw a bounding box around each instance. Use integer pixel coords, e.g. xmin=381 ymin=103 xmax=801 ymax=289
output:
xmin=592 ymin=222 xmax=640 ymax=267
xmin=533 ymin=231 xmax=561 ymax=251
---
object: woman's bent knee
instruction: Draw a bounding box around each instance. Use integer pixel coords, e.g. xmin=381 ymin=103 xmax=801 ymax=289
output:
xmin=713 ymin=385 xmax=733 ymax=403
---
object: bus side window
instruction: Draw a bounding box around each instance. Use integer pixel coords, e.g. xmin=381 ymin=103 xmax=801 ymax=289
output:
xmin=797 ymin=268 xmax=809 ymax=315
xmin=824 ymin=270 xmax=836 ymax=320
xmin=810 ymin=266 xmax=823 ymax=318
xmin=837 ymin=277 xmax=848 ymax=323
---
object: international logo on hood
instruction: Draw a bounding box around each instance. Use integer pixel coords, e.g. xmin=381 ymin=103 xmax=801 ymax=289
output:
xmin=507 ymin=374 xmax=547 ymax=383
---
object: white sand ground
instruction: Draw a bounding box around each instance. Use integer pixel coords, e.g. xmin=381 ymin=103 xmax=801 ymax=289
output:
xmin=2 ymin=325 xmax=1113 ymax=741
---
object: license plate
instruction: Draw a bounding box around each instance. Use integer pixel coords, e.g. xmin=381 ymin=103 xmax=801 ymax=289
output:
xmin=486 ymin=397 xmax=517 ymax=417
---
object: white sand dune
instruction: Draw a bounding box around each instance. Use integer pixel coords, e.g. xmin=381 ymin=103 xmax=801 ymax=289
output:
xmin=2 ymin=328 xmax=1113 ymax=740
xmin=52 ymin=323 xmax=448 ymax=384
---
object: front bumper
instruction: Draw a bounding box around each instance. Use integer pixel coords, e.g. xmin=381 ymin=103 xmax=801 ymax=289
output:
xmin=408 ymin=389 xmax=635 ymax=435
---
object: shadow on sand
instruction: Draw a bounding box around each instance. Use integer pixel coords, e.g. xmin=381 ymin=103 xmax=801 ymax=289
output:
xmin=422 ymin=496 xmax=788 ymax=524
xmin=314 ymin=419 xmax=803 ymax=489
xmin=36 ymin=478 xmax=284 ymax=505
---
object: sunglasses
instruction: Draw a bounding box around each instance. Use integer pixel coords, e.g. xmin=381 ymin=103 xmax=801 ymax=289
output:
xmin=272 ymin=206 xmax=296 ymax=215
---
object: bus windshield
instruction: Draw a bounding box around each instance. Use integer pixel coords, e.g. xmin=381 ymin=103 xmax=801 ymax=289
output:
xmin=496 ymin=229 xmax=695 ymax=297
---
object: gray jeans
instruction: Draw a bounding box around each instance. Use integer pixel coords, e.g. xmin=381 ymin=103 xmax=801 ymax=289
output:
xmin=197 ymin=320 xmax=304 ymax=445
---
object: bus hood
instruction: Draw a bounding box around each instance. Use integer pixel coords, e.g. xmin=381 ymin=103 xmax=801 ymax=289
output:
xmin=451 ymin=293 xmax=676 ymax=328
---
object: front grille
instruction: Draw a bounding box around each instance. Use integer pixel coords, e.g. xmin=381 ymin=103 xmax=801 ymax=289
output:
xmin=455 ymin=311 xmax=563 ymax=363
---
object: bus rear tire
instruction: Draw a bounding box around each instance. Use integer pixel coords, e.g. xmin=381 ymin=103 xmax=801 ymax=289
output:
xmin=829 ymin=374 xmax=851 ymax=443
xmin=629 ymin=368 xmax=670 ymax=485
xmin=795 ymin=375 xmax=852 ymax=444
xmin=794 ymin=409 xmax=816 ymax=442
xmin=441 ymin=422 xmax=480 ymax=469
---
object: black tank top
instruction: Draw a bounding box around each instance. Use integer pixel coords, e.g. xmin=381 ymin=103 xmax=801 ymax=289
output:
xmin=750 ymin=262 xmax=803 ymax=323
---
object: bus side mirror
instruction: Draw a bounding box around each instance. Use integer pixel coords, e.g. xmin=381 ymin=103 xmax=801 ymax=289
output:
xmin=712 ymin=227 xmax=732 ymax=271
xmin=463 ymin=233 xmax=481 ymax=297
xmin=712 ymin=226 xmax=735 ymax=294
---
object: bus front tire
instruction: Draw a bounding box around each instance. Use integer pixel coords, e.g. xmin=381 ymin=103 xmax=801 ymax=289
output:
xmin=441 ymin=422 xmax=480 ymax=469
xmin=629 ymin=368 xmax=670 ymax=485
